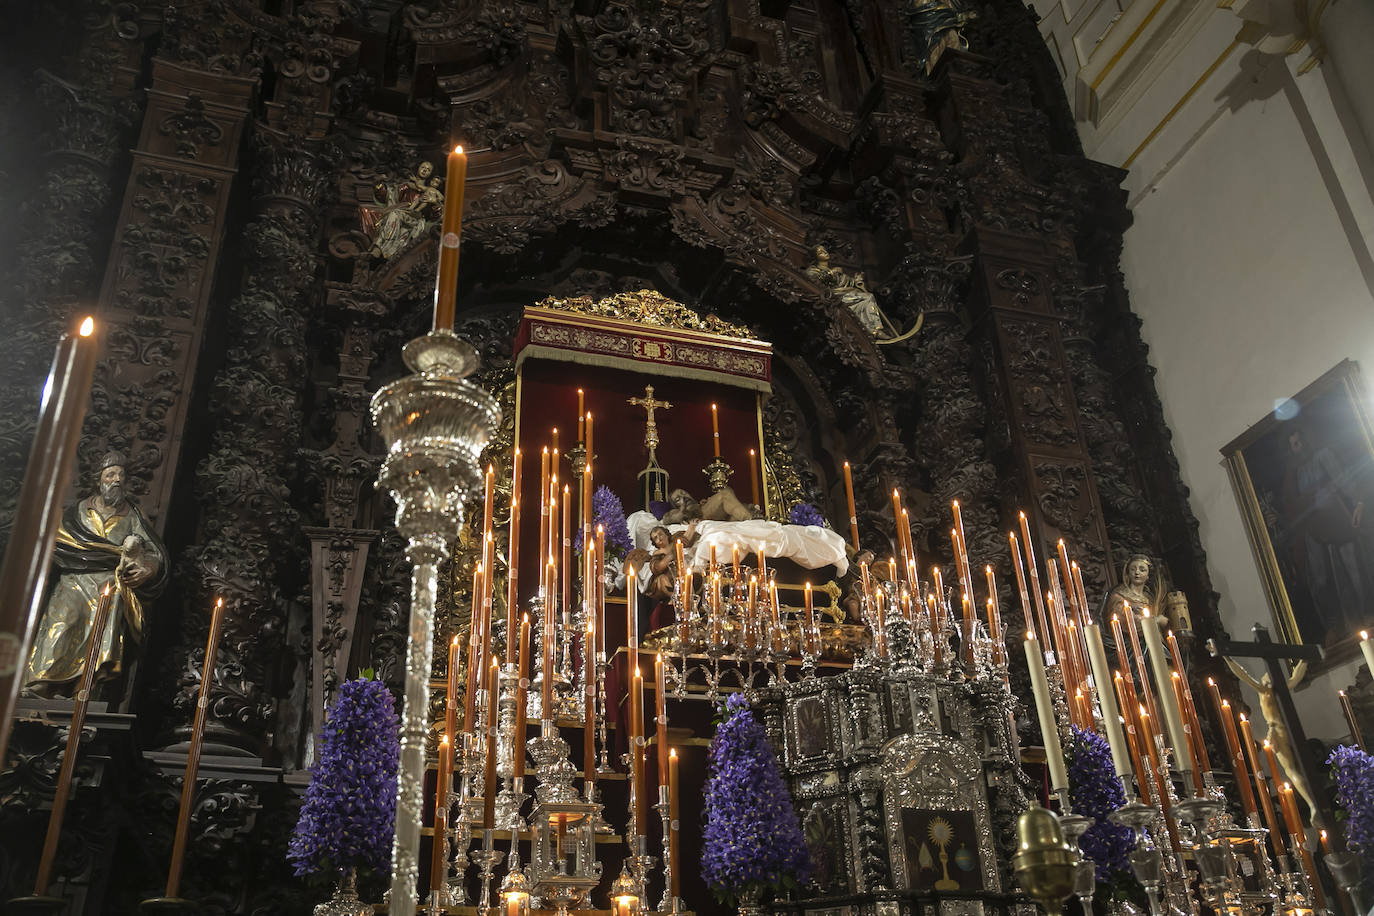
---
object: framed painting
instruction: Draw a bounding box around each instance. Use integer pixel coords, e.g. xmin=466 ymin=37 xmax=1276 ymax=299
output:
xmin=1221 ymin=360 xmax=1374 ymax=667
xmin=899 ymin=808 xmax=984 ymax=893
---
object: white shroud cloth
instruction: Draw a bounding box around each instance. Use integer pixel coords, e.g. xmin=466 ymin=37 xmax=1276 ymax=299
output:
xmin=626 ymin=510 xmax=848 ymax=580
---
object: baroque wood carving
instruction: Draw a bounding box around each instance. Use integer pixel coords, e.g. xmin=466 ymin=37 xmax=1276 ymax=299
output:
xmin=0 ymin=0 xmax=1238 ymax=909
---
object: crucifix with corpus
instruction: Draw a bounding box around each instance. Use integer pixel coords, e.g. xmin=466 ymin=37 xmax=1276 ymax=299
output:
xmin=627 ymin=384 xmax=673 ymax=508
xmin=1207 ymin=623 xmax=1339 ymax=843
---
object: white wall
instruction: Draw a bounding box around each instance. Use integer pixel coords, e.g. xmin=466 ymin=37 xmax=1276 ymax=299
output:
xmin=1035 ymin=0 xmax=1374 ymax=740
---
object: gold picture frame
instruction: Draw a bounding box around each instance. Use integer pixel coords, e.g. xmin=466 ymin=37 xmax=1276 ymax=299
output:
xmin=1221 ymin=360 xmax=1374 ymax=671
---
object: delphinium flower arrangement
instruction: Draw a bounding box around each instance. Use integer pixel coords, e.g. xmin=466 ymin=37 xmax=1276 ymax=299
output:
xmin=701 ymin=693 xmax=812 ymax=909
xmin=573 ymin=484 xmax=633 ymax=559
xmin=1329 ymin=744 xmax=1374 ymax=869
xmin=1066 ymin=725 xmax=1140 ymax=901
xmin=288 ymin=674 xmax=400 ymax=882
xmin=788 ymin=503 xmax=826 ymax=528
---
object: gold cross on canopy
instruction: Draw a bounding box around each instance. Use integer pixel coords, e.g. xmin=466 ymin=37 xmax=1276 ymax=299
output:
xmin=627 ymin=385 xmax=673 ymax=457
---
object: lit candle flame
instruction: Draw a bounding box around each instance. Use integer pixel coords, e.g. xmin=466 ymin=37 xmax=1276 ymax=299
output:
xmin=79 ymin=316 xmax=94 ymax=336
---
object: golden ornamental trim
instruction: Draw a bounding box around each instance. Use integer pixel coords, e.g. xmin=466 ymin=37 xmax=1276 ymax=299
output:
xmin=533 ymin=289 xmax=755 ymax=341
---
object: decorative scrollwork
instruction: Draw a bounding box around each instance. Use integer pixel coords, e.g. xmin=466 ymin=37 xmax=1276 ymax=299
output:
xmin=534 ymin=289 xmax=756 ymax=340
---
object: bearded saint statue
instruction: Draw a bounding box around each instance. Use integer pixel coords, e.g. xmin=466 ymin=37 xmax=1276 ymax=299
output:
xmin=24 ymin=451 xmax=168 ymax=699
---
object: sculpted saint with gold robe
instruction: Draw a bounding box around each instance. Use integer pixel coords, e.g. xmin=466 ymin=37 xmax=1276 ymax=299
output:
xmin=24 ymin=452 xmax=168 ymax=698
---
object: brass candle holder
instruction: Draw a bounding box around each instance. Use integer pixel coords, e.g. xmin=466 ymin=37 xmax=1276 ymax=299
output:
xmin=1012 ymin=804 xmax=1080 ymax=916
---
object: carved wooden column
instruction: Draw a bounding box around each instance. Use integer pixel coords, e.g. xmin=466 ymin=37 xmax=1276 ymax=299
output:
xmin=84 ymin=59 xmax=256 ymax=532
xmin=0 ymin=4 xmax=147 ymax=547
xmin=299 ymin=300 xmax=386 ymax=765
xmin=924 ymin=49 xmax=1116 ymax=595
xmin=1055 ymin=278 xmax=1157 ymax=562
xmin=963 ymin=226 xmax=1113 ymax=595
xmin=172 ymin=131 xmax=332 ymax=757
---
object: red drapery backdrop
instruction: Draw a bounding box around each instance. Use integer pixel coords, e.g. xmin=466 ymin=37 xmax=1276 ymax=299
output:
xmin=513 ymin=357 xmax=764 ymax=610
xmin=511 ymin=314 xmax=770 ymax=784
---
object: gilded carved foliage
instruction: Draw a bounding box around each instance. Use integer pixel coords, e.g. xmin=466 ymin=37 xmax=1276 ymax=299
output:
xmin=762 ymin=391 xmax=827 ymax=520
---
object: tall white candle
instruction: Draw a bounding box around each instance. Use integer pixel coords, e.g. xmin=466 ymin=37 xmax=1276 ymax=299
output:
xmin=1361 ymin=631 xmax=1374 ymax=682
xmin=1084 ymin=623 xmax=1132 ymax=782
xmin=1140 ymin=609 xmax=1193 ymax=775
xmin=1024 ymin=631 xmax=1069 ymax=795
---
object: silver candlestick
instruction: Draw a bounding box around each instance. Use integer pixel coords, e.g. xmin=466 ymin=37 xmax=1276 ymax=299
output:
xmin=451 ymin=732 xmax=484 ymax=905
xmin=448 ymin=795 xmax=473 ymax=906
xmin=473 ymin=827 xmax=506 ymax=916
xmin=656 ymin=783 xmax=677 ymax=913
xmin=371 ymin=331 xmax=499 ymax=916
xmin=597 ymin=654 xmax=614 ymax=774
xmin=586 ymin=776 xmax=615 ymax=835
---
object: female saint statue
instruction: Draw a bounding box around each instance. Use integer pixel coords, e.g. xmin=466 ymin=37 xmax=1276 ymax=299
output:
xmin=805 ymin=246 xmax=923 ymax=345
xmin=360 ymin=160 xmax=444 ymax=260
xmin=1102 ymin=553 xmax=1166 ymax=622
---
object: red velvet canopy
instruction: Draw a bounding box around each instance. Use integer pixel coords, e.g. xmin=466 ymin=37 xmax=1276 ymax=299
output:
xmin=510 ymin=304 xmax=772 ymax=617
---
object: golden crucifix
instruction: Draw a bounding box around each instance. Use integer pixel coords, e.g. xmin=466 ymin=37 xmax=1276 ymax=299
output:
xmin=628 ymin=385 xmax=673 ymax=505
xmin=627 ymin=385 xmax=673 ymax=460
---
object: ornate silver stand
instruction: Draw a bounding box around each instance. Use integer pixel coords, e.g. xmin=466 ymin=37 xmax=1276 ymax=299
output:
xmin=1175 ymin=795 xmax=1232 ymax=915
xmin=528 ymin=722 xmax=601 ymax=916
xmin=596 ymin=654 xmax=614 ymax=774
xmin=371 ymin=331 xmax=499 ymax=916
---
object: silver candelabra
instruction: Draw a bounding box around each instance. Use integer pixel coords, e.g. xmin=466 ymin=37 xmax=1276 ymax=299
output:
xmin=371 ymin=331 xmax=499 ymax=916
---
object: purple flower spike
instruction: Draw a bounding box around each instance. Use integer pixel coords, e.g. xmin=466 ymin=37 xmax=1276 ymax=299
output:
xmin=1329 ymin=744 xmax=1374 ymax=857
xmin=1066 ymin=725 xmax=1135 ymax=882
xmin=288 ymin=676 xmax=400 ymax=877
xmin=573 ymin=484 xmax=633 ymax=559
xmin=701 ymin=693 xmax=811 ymax=903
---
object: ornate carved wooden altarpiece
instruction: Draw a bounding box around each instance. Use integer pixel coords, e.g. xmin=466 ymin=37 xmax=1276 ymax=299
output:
xmin=0 ymin=0 xmax=1239 ymax=912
